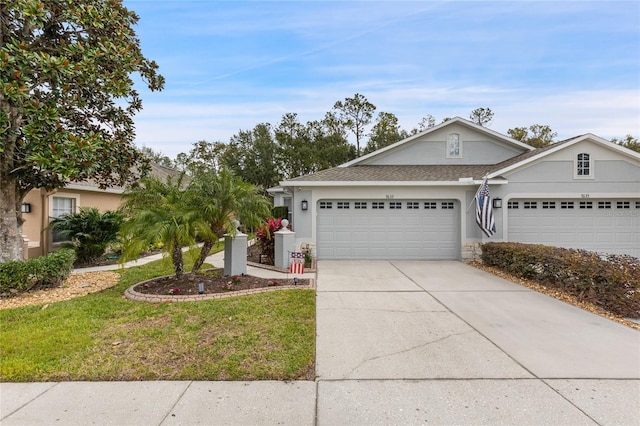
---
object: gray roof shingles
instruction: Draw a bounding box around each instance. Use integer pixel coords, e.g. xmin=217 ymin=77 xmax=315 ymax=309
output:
xmin=285 ymin=137 xmax=582 ymax=184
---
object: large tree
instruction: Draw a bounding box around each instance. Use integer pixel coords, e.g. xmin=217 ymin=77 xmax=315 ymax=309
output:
xmin=611 ymin=134 xmax=640 ymax=153
xmin=223 ymin=123 xmax=282 ymax=191
xmin=364 ymin=112 xmax=406 ymax=154
xmin=469 ymin=107 xmax=494 ymax=127
xmin=0 ymin=0 xmax=164 ymax=262
xmin=333 ymin=93 xmax=376 ymax=157
xmin=508 ymin=124 xmax=557 ymax=148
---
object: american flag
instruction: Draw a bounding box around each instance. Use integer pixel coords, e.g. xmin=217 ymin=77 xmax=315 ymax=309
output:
xmin=475 ymin=178 xmax=496 ymax=237
xmin=289 ymin=252 xmax=305 ymax=275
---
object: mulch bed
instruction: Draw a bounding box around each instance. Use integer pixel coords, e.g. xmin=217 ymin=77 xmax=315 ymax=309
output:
xmin=133 ymin=268 xmax=309 ymax=296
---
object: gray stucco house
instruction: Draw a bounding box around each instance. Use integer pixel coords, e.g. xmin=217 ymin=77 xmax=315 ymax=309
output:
xmin=270 ymin=117 xmax=640 ymax=260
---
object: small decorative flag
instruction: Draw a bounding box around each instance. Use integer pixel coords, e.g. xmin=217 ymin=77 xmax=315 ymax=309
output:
xmin=476 ymin=178 xmax=496 ymax=237
xmin=290 ymin=252 xmax=305 ymax=274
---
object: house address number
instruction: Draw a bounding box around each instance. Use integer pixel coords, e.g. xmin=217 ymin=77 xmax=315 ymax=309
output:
xmin=385 ymin=194 xmax=394 ymax=199
xmin=581 ymin=194 xmax=590 ymax=198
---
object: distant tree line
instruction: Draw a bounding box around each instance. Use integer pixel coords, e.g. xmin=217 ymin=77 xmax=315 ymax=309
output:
xmin=141 ymin=95 xmax=639 ymax=192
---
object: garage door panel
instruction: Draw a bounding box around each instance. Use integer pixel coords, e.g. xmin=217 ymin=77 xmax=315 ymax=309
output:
xmin=317 ymin=199 xmax=459 ymax=260
xmin=508 ymin=199 xmax=639 ymax=258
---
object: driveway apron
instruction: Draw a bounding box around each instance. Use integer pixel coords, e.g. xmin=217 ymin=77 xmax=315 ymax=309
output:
xmin=316 ymin=260 xmax=640 ymax=426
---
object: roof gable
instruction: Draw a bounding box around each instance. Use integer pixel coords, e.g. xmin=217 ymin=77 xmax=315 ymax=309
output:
xmin=488 ymin=134 xmax=640 ymax=178
xmin=342 ymin=117 xmax=533 ymax=167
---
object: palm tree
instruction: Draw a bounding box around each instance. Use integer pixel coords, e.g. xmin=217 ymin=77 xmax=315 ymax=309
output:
xmin=119 ymin=174 xmax=195 ymax=278
xmin=48 ymin=208 xmax=123 ymax=264
xmin=187 ymin=169 xmax=271 ymax=273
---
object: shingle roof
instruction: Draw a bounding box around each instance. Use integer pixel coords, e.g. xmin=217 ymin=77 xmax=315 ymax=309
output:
xmin=286 ymin=164 xmax=498 ymax=182
xmin=284 ymin=137 xmax=585 ymax=184
xmin=66 ymin=162 xmax=182 ymax=191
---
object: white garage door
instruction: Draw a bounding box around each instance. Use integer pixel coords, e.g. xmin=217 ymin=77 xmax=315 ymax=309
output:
xmin=507 ymin=199 xmax=640 ymax=258
xmin=317 ymin=199 xmax=460 ymax=260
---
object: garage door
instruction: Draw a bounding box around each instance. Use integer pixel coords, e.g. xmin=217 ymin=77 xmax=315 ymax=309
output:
xmin=317 ymin=199 xmax=459 ymax=260
xmin=507 ymin=199 xmax=640 ymax=258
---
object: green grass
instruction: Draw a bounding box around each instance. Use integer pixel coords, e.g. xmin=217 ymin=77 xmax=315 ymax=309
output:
xmin=0 ymin=246 xmax=315 ymax=382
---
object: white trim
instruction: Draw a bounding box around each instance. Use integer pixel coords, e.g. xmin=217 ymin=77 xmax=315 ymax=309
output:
xmin=488 ymin=133 xmax=640 ymax=179
xmin=574 ymin=152 xmax=594 ymax=180
xmin=446 ymin=133 xmax=462 ymax=159
xmin=64 ymin=183 xmax=125 ymax=194
xmin=279 ymin=180 xmax=509 ymax=187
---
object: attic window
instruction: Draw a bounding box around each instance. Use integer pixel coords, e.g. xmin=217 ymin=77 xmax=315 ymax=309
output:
xmin=575 ymin=153 xmax=593 ymax=179
xmin=446 ymin=133 xmax=462 ymax=158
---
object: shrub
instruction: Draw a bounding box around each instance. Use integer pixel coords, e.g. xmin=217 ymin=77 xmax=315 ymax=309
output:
xmin=48 ymin=208 xmax=124 ymax=265
xmin=272 ymin=206 xmax=289 ymax=220
xmin=481 ymin=242 xmax=640 ymax=318
xmin=256 ymin=218 xmax=285 ymax=262
xmin=0 ymin=249 xmax=76 ymax=294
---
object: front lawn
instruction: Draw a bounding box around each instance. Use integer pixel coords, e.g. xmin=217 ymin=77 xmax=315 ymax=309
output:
xmin=0 ymin=254 xmax=315 ymax=382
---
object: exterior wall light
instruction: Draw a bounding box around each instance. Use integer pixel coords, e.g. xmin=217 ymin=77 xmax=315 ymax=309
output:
xmin=301 ymin=200 xmax=308 ymax=211
xmin=21 ymin=203 xmax=32 ymax=213
xmin=492 ymin=198 xmax=503 ymax=209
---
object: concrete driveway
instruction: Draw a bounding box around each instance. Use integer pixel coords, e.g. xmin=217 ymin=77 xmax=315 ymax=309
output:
xmin=3 ymin=260 xmax=639 ymax=425
xmin=316 ymin=260 xmax=640 ymax=425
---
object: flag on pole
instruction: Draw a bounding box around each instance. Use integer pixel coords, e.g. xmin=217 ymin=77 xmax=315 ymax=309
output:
xmin=289 ymin=252 xmax=305 ymax=274
xmin=475 ymin=178 xmax=496 ymax=237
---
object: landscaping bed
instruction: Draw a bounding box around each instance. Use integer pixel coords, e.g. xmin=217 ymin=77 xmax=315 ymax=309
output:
xmin=133 ymin=268 xmax=309 ymax=296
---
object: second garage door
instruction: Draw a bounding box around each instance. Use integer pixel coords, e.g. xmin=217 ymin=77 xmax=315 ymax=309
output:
xmin=507 ymin=199 xmax=640 ymax=258
xmin=317 ymin=199 xmax=460 ymax=260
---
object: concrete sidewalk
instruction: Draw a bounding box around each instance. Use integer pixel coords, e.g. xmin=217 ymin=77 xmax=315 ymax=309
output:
xmin=2 ymin=260 xmax=639 ymax=425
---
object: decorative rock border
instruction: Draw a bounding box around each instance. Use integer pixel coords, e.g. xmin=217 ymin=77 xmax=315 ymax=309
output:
xmin=125 ymin=277 xmax=316 ymax=304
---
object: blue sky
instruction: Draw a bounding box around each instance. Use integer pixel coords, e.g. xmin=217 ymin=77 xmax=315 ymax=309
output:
xmin=124 ymin=1 xmax=640 ymax=158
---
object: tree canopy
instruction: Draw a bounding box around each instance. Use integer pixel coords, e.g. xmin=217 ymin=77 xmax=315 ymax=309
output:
xmin=1 ymin=0 xmax=164 ymax=262
xmin=508 ymin=124 xmax=557 ymax=148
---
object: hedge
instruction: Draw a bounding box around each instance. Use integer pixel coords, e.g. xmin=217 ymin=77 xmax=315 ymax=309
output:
xmin=272 ymin=205 xmax=289 ymax=220
xmin=481 ymin=242 xmax=640 ymax=319
xmin=0 ymin=249 xmax=76 ymax=295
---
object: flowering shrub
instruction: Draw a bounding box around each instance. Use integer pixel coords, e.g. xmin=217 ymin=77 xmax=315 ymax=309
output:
xmin=256 ymin=218 xmax=286 ymax=262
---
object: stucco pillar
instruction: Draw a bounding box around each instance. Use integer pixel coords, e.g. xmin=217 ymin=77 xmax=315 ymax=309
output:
xmin=274 ymin=219 xmax=295 ymax=269
xmin=224 ymin=221 xmax=247 ymax=276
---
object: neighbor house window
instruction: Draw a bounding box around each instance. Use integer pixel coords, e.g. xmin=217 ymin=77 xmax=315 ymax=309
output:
xmin=446 ymin=133 xmax=462 ymax=158
xmin=576 ymin=153 xmax=592 ymax=178
xmin=51 ymin=196 xmax=77 ymax=243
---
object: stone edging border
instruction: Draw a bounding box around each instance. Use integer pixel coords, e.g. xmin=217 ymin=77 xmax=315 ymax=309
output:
xmin=125 ymin=277 xmax=316 ymax=303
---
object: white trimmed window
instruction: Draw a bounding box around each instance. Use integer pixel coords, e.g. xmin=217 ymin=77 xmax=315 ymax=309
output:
xmin=51 ymin=196 xmax=78 ymax=243
xmin=575 ymin=153 xmax=593 ymax=178
xmin=446 ymin=133 xmax=462 ymax=158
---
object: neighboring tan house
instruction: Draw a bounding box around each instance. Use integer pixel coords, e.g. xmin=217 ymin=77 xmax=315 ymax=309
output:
xmin=21 ymin=163 xmax=179 ymax=259
xmin=272 ymin=117 xmax=640 ymax=260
